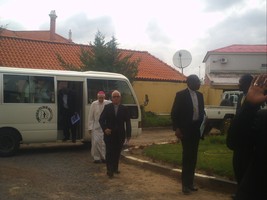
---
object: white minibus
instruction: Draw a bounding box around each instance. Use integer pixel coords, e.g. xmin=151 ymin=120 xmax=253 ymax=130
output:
xmin=0 ymin=67 xmax=142 ymax=156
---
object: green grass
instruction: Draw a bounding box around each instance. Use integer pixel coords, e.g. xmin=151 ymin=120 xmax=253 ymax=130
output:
xmin=143 ymin=135 xmax=234 ymax=180
xmin=142 ymin=111 xmax=172 ymax=127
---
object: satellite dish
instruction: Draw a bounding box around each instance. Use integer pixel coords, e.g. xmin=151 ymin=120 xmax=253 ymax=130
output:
xmin=172 ymin=50 xmax=192 ymax=74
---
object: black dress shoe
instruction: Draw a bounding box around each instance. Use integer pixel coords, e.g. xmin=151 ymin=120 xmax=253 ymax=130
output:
xmin=189 ymin=186 xmax=198 ymax=191
xmin=107 ymin=171 xmax=113 ymax=178
xmin=231 ymin=194 xmax=236 ymax=200
xmin=182 ymin=187 xmax=191 ymax=195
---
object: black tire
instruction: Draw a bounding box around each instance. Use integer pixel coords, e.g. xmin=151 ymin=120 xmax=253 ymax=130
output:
xmin=0 ymin=130 xmax=20 ymax=157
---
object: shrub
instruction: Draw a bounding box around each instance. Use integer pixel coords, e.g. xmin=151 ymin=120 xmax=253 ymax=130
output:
xmin=142 ymin=111 xmax=172 ymax=127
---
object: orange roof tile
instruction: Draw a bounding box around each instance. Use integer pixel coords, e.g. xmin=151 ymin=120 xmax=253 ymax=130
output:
xmin=121 ymin=49 xmax=186 ymax=81
xmin=0 ymin=36 xmax=186 ymax=82
xmin=203 ymin=44 xmax=267 ymax=62
xmin=1 ymin=29 xmax=72 ymax=43
xmin=211 ymin=44 xmax=267 ymax=53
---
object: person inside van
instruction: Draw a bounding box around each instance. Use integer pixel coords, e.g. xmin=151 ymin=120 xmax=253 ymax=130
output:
xmin=58 ymin=82 xmax=78 ymax=143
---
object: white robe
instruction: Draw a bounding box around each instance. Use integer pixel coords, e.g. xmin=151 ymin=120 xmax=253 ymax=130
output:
xmin=88 ymin=99 xmax=110 ymax=160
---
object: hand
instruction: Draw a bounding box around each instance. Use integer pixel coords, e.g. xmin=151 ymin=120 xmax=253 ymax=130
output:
xmin=124 ymin=138 xmax=130 ymax=146
xmin=126 ymin=137 xmax=131 ymax=144
xmin=175 ymin=128 xmax=183 ymax=140
xmin=246 ymin=74 xmax=267 ymax=105
xmin=104 ymin=128 xmax=111 ymax=135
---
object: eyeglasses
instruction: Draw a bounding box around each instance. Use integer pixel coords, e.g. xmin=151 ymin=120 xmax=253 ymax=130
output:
xmin=112 ymin=96 xmax=120 ymax=98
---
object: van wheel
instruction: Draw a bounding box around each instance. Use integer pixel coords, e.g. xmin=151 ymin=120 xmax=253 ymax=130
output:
xmin=0 ymin=130 xmax=20 ymax=157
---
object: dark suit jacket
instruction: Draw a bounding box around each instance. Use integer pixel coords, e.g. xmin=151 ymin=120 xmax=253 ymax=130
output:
xmin=58 ymin=89 xmax=77 ymax=129
xmin=171 ymin=88 xmax=205 ymax=132
xmin=231 ymin=103 xmax=267 ymax=199
xmin=99 ymin=103 xmax=131 ymax=140
xmin=58 ymin=89 xmax=76 ymax=114
xmin=227 ymin=101 xmax=260 ymax=150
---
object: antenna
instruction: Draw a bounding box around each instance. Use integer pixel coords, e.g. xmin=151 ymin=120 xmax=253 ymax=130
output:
xmin=172 ymin=50 xmax=192 ymax=74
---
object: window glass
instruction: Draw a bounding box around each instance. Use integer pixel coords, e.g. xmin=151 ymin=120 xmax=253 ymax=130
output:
xmin=33 ymin=76 xmax=55 ymax=103
xmin=4 ymin=75 xmax=29 ymax=103
xmin=87 ymin=79 xmax=135 ymax=104
xmin=3 ymin=75 xmax=55 ymax=103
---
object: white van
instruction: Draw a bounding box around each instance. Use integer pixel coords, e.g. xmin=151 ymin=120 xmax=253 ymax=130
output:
xmin=0 ymin=67 xmax=142 ymax=156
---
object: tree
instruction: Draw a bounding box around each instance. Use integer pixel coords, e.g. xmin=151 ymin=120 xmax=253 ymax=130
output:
xmin=57 ymin=31 xmax=139 ymax=83
xmin=80 ymin=31 xmax=140 ymax=83
xmin=0 ymin=24 xmax=8 ymax=35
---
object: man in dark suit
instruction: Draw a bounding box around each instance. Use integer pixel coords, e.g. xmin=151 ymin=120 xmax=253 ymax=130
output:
xmin=171 ymin=74 xmax=205 ymax=195
xmin=58 ymin=83 xmax=77 ymax=143
xmin=236 ymin=74 xmax=254 ymax=113
xmin=227 ymin=74 xmax=254 ymax=183
xmin=227 ymin=74 xmax=254 ymax=200
xmin=229 ymin=74 xmax=267 ymax=200
xmin=99 ymin=90 xmax=131 ymax=178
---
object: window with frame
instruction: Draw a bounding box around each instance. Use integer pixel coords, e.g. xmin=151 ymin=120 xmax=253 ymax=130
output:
xmin=3 ymin=74 xmax=55 ymax=103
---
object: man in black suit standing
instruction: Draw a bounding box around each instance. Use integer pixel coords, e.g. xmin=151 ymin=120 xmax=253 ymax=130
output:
xmin=227 ymin=74 xmax=254 ymax=187
xmin=171 ymin=74 xmax=205 ymax=195
xmin=228 ymin=74 xmax=267 ymax=200
xmin=99 ymin=90 xmax=131 ymax=178
xmin=58 ymin=82 xmax=77 ymax=143
xmin=236 ymin=74 xmax=254 ymax=113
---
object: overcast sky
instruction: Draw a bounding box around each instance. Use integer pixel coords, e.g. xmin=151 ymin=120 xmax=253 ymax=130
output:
xmin=0 ymin=0 xmax=266 ymax=78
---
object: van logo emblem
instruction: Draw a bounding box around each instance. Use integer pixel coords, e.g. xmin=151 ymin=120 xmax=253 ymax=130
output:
xmin=36 ymin=106 xmax=53 ymax=123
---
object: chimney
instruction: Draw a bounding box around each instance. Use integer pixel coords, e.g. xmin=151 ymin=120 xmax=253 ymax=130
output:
xmin=49 ymin=10 xmax=57 ymax=41
xmin=68 ymin=29 xmax=72 ymax=42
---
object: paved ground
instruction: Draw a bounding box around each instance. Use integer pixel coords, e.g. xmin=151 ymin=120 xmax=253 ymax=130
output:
xmin=0 ymin=128 xmax=234 ymax=200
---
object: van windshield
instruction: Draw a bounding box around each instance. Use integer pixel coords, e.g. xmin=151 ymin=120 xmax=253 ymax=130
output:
xmin=87 ymin=79 xmax=135 ymax=104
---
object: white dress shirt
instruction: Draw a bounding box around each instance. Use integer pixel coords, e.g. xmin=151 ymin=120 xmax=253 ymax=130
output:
xmin=188 ymin=88 xmax=199 ymax=121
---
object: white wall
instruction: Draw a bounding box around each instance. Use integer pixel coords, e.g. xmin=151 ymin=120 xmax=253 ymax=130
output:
xmin=206 ymin=53 xmax=267 ymax=74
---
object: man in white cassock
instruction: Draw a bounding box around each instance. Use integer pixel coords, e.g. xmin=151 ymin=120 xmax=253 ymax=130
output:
xmin=88 ymin=91 xmax=111 ymax=163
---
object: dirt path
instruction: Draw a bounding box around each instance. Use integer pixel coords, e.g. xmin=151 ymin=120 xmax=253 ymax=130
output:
xmin=0 ymin=128 xmax=233 ymax=200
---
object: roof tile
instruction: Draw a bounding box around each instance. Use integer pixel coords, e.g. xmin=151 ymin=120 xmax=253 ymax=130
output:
xmin=211 ymin=44 xmax=267 ymax=53
xmin=203 ymin=44 xmax=267 ymax=62
xmin=1 ymin=29 xmax=72 ymax=43
xmin=0 ymin=36 xmax=186 ymax=82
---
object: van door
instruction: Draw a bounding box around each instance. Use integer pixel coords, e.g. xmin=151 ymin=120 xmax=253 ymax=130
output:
xmin=57 ymin=81 xmax=83 ymax=141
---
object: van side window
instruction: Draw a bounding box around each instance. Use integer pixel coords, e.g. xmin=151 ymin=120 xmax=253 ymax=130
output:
xmin=87 ymin=79 xmax=135 ymax=104
xmin=3 ymin=75 xmax=55 ymax=103
xmin=33 ymin=76 xmax=55 ymax=103
xmin=4 ymin=75 xmax=29 ymax=103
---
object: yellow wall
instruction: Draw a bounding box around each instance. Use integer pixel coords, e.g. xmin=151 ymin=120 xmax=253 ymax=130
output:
xmin=133 ymin=81 xmax=223 ymax=115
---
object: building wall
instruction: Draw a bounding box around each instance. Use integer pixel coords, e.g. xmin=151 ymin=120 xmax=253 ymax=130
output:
xmin=133 ymin=81 xmax=223 ymax=115
xmin=206 ymin=54 xmax=266 ymax=74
